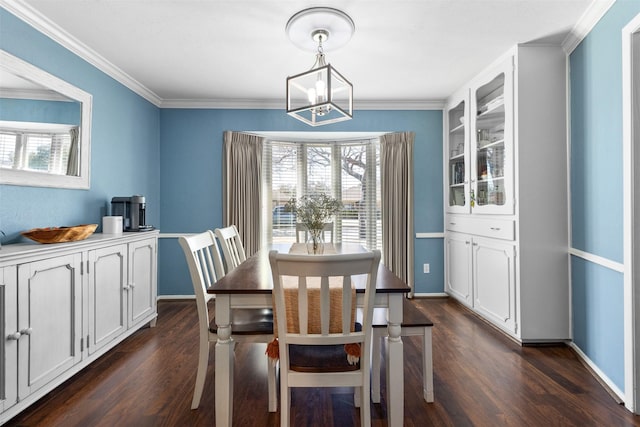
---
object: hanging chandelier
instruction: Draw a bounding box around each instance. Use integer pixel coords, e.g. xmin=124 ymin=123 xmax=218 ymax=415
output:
xmin=285 ymin=7 xmax=354 ymax=126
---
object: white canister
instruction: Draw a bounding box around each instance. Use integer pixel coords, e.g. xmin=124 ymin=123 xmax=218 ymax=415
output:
xmin=102 ymin=216 xmax=123 ymax=235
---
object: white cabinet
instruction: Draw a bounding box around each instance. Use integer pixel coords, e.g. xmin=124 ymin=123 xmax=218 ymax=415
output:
xmin=127 ymin=239 xmax=157 ymax=328
xmin=445 ymin=232 xmax=472 ymax=306
xmin=87 ymin=244 xmax=127 ymax=355
xmin=444 ymin=44 xmax=569 ymax=343
xmin=0 ymin=232 xmax=158 ymax=425
xmin=472 ymin=236 xmax=516 ymax=334
xmin=17 ymin=254 xmax=83 ymax=398
xmin=1 ymin=266 xmax=17 ymax=414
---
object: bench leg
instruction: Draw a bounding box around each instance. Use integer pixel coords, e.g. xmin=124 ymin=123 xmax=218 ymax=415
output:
xmin=423 ymin=326 xmax=434 ymax=403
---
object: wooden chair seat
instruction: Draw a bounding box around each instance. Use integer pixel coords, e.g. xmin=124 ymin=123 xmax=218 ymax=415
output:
xmin=369 ymin=299 xmax=434 ymax=403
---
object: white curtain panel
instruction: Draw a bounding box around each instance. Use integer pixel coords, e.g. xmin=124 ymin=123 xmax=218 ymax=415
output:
xmin=223 ymin=131 xmax=264 ymax=256
xmin=380 ymin=132 xmax=415 ymax=295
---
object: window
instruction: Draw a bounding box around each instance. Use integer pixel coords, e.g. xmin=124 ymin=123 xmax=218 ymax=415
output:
xmin=0 ymin=122 xmax=75 ymax=176
xmin=263 ymin=138 xmax=381 ymax=250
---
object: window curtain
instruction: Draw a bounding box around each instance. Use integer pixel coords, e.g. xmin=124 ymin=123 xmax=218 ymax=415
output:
xmin=222 ymin=131 xmax=264 ymax=256
xmin=380 ymin=132 xmax=415 ymax=296
xmin=66 ymin=127 xmax=79 ymax=176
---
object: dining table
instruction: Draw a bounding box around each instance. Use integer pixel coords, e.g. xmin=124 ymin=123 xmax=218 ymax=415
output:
xmin=207 ymin=243 xmax=411 ymax=427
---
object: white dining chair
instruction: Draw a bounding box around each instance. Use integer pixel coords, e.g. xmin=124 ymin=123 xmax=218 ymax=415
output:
xmin=179 ymin=231 xmax=276 ymax=411
xmin=268 ymin=249 xmax=381 ymax=427
xmin=214 ymin=225 xmax=247 ymax=271
xmin=295 ymin=222 xmax=334 ymax=243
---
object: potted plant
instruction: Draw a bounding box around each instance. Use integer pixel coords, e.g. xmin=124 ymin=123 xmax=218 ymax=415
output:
xmin=285 ymin=193 xmax=342 ymax=254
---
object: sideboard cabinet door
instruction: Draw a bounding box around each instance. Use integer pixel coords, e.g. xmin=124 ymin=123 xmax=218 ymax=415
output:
xmin=87 ymin=244 xmax=128 ymax=355
xmin=17 ymin=254 xmax=82 ymax=399
xmin=127 ymin=238 xmax=157 ymax=328
xmin=1 ymin=266 xmax=18 ymax=413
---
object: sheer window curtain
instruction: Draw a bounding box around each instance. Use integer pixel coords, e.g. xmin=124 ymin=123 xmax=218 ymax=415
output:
xmin=380 ymin=132 xmax=415 ymax=296
xmin=222 ymin=131 xmax=264 ymax=256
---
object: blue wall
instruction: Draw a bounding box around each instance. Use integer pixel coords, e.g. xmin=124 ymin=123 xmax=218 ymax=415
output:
xmin=158 ymin=108 xmax=443 ymax=296
xmin=0 ymin=98 xmax=81 ymax=124
xmin=569 ymin=0 xmax=640 ymax=391
xmin=0 ymin=9 xmax=160 ymax=240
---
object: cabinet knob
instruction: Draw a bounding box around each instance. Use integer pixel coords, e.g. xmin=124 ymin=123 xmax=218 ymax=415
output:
xmin=490 ymin=227 xmax=501 ymax=231
xmin=7 ymin=332 xmax=21 ymax=340
xmin=472 ymin=242 xmax=478 ymax=246
xmin=450 ymin=222 xmax=456 ymax=225
xmin=130 ymin=283 xmax=135 ymax=289
xmin=123 ymin=284 xmax=131 ymax=291
xmin=465 ymin=241 xmax=471 ymax=245
xmin=19 ymin=327 xmax=33 ymax=336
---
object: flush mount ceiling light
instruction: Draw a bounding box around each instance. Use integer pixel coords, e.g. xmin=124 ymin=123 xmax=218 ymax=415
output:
xmin=285 ymin=7 xmax=354 ymax=126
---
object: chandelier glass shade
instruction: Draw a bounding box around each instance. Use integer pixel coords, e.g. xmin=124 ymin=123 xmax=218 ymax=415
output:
xmin=285 ymin=8 xmax=354 ymax=126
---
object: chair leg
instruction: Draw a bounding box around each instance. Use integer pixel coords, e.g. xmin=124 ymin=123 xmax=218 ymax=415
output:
xmin=360 ymin=379 xmax=371 ymax=427
xmin=371 ymin=330 xmax=383 ymax=404
xmin=268 ymin=359 xmax=278 ymax=412
xmin=191 ymin=339 xmax=211 ymax=409
xmin=280 ymin=380 xmax=291 ymax=427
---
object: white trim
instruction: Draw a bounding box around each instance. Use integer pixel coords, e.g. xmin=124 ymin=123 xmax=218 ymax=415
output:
xmin=568 ymin=341 xmax=625 ymax=402
xmin=415 ymin=232 xmax=445 ymax=239
xmin=160 ymin=98 xmax=445 ymax=110
xmin=562 ymin=0 xmax=616 ymax=54
xmin=569 ymin=248 xmax=624 ymax=273
xmin=158 ymin=233 xmax=194 ymax=239
xmin=1 ymin=0 xmax=163 ymax=106
xmin=623 ymin=12 xmax=640 ymax=413
xmin=411 ymin=292 xmax=448 ymax=298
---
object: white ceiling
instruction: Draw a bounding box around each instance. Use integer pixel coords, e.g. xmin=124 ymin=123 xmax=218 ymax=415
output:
xmin=6 ymin=0 xmax=610 ymax=108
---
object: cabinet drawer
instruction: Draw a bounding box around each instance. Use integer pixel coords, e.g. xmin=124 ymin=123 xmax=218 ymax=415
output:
xmin=446 ymin=216 xmax=515 ymax=241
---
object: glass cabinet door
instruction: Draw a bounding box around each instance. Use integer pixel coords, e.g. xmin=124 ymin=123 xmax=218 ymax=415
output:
xmin=446 ymin=93 xmax=470 ymax=213
xmin=471 ymin=62 xmax=514 ymax=215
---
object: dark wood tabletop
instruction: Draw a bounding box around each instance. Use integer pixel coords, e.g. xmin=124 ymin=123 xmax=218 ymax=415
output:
xmin=209 ymin=243 xmax=410 ymax=295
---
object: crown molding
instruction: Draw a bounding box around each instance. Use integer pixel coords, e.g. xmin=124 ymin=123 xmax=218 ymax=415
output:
xmin=160 ymin=98 xmax=445 ymax=110
xmin=1 ymin=0 xmax=163 ymax=106
xmin=561 ymin=0 xmax=616 ymax=54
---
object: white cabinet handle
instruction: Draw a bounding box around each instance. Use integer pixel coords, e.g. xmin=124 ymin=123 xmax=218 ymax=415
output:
xmin=19 ymin=327 xmax=33 ymax=335
xmin=7 ymin=332 xmax=21 ymax=340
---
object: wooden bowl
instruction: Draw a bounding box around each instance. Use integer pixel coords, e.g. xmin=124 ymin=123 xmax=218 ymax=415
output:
xmin=21 ymin=224 xmax=98 ymax=244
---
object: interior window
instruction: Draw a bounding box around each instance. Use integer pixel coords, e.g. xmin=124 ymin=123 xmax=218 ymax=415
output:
xmin=263 ymin=138 xmax=381 ymax=250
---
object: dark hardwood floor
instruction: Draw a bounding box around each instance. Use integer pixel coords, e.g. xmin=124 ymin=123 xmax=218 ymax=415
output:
xmin=6 ymin=298 xmax=640 ymax=426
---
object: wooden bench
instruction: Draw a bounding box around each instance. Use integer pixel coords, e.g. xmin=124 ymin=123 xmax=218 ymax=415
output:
xmin=370 ymin=299 xmax=434 ymax=403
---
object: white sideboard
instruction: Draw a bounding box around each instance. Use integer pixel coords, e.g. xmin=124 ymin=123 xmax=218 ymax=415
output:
xmin=0 ymin=232 xmax=158 ymax=425
xmin=444 ymin=44 xmax=570 ymax=343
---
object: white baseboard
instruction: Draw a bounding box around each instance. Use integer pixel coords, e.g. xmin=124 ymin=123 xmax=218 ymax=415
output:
xmin=410 ymin=292 xmax=449 ymax=298
xmin=157 ymin=295 xmax=196 ymax=300
xmin=568 ymin=341 xmax=626 ymax=405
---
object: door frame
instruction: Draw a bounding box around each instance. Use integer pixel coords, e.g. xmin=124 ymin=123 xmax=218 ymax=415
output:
xmin=623 ymin=12 xmax=640 ymax=413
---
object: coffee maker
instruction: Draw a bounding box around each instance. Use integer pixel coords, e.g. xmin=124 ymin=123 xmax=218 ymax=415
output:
xmin=111 ymin=195 xmax=154 ymax=232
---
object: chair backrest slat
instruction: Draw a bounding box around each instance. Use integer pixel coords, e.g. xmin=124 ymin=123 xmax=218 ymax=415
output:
xmin=215 ymin=225 xmax=247 ymax=271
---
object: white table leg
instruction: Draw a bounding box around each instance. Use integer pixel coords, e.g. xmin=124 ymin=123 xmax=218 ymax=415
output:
xmin=215 ymin=294 xmax=235 ymax=427
xmin=386 ymin=294 xmax=404 ymax=427
xmin=371 ymin=330 xmax=383 ymax=403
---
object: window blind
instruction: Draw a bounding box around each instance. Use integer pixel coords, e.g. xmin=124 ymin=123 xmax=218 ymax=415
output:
xmin=262 ymin=138 xmax=381 ymax=251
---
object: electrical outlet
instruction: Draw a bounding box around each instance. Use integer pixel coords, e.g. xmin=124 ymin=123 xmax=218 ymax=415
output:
xmin=423 ymin=263 xmax=430 ymax=274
